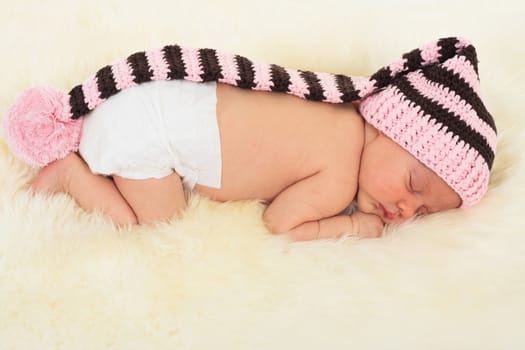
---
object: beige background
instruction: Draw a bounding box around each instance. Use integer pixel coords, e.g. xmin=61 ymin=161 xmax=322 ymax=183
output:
xmin=1 ymin=0 xmax=524 ymax=349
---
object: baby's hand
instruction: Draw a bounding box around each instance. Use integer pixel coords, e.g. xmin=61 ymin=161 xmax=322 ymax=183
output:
xmin=349 ymin=211 xmax=385 ymax=238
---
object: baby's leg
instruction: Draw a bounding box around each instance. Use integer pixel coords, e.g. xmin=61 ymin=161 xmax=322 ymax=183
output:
xmin=112 ymin=173 xmax=187 ymax=224
xmin=31 ymin=153 xmax=138 ymax=226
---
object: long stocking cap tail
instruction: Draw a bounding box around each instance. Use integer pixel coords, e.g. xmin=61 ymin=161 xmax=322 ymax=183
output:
xmin=3 ymin=37 xmax=475 ymax=167
xmin=69 ymin=37 xmax=472 ymax=119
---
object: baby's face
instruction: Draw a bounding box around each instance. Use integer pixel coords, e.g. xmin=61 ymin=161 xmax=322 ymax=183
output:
xmin=356 ymin=130 xmax=461 ymax=224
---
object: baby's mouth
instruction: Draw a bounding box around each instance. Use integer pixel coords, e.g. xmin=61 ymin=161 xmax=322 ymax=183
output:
xmin=378 ymin=203 xmax=397 ymax=221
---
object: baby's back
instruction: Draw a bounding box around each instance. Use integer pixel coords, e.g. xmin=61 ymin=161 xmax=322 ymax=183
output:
xmin=194 ymin=84 xmax=365 ymax=203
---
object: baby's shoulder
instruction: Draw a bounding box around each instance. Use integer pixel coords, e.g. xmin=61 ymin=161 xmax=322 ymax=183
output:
xmin=314 ymin=104 xmax=364 ymax=189
xmin=323 ymin=104 xmax=365 ymax=159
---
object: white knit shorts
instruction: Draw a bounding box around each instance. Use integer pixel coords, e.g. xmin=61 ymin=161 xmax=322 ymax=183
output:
xmin=78 ymin=80 xmax=222 ymax=191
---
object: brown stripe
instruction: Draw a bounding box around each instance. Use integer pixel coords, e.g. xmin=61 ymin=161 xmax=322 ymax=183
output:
xmin=459 ymin=45 xmax=479 ymax=75
xmin=422 ymin=64 xmax=496 ymax=132
xmin=402 ymin=48 xmax=423 ymax=72
xmin=437 ymin=37 xmax=460 ymax=63
xmin=371 ymin=48 xmax=422 ymax=92
xmin=96 ymin=65 xmax=119 ymax=99
xmin=163 ymin=45 xmax=185 ymax=80
xmin=270 ymin=64 xmax=290 ymax=93
xmin=300 ymin=71 xmax=325 ymax=101
xmin=199 ymin=48 xmax=222 ymax=82
xmin=394 ymin=75 xmax=495 ymax=168
xmin=335 ymin=74 xmax=359 ymax=102
xmin=234 ymin=55 xmax=255 ymax=89
xmin=69 ymin=85 xmax=90 ymax=120
xmin=370 ymin=66 xmax=393 ymax=91
xmin=127 ymin=51 xmax=153 ymax=84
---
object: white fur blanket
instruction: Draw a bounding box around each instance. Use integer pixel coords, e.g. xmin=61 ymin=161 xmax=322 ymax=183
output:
xmin=1 ymin=1 xmax=524 ymax=349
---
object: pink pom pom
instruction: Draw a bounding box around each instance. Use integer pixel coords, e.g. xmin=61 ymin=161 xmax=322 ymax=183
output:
xmin=2 ymin=86 xmax=83 ymax=168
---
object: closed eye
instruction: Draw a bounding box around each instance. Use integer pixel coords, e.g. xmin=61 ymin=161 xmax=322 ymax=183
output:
xmin=409 ymin=171 xmax=423 ymax=193
xmin=408 ymin=172 xmax=416 ymax=193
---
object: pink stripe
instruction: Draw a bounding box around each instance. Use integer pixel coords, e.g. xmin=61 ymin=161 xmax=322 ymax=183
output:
xmin=406 ymin=71 xmax=496 ymax=151
xmin=359 ymin=87 xmax=490 ymax=207
xmin=285 ymin=68 xmax=309 ymax=99
xmin=387 ymin=58 xmax=407 ymax=76
xmin=253 ymin=62 xmax=273 ymax=91
xmin=111 ymin=59 xmax=137 ymax=90
xmin=81 ymin=76 xmax=105 ymax=110
xmin=181 ymin=47 xmax=203 ymax=82
xmin=455 ymin=37 xmax=471 ymax=51
xmin=216 ymin=51 xmax=240 ymax=86
xmin=462 ymin=154 xmax=489 ymax=206
xmin=441 ymin=55 xmax=481 ymax=96
xmin=145 ymin=48 xmax=169 ymax=81
xmin=420 ymin=41 xmax=441 ymax=65
xmin=316 ymin=72 xmax=343 ymax=103
xmin=355 ymin=76 xmax=376 ymax=98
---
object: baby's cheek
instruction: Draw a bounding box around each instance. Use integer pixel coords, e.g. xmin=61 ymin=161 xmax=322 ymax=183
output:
xmin=380 ymin=174 xmax=405 ymax=197
xmin=373 ymin=178 xmax=392 ymax=196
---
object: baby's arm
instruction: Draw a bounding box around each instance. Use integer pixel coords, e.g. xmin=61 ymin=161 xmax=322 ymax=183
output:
xmin=263 ymin=170 xmax=382 ymax=240
xmin=285 ymin=211 xmax=384 ymax=241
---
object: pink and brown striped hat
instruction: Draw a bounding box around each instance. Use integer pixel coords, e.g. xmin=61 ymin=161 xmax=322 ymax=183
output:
xmin=359 ymin=38 xmax=496 ymax=207
xmin=3 ymin=37 xmax=496 ymax=207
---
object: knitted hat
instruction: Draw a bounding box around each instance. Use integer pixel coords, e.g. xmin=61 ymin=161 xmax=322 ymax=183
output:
xmin=359 ymin=37 xmax=496 ymax=207
xmin=3 ymin=37 xmax=496 ymax=207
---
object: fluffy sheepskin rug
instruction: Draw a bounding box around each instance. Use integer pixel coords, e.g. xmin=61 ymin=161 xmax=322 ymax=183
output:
xmin=1 ymin=0 xmax=524 ymax=349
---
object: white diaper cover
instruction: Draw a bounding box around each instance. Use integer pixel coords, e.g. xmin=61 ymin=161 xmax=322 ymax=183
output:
xmin=78 ymin=79 xmax=222 ymax=191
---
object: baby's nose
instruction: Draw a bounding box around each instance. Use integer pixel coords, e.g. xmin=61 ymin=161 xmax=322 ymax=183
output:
xmin=398 ymin=200 xmax=419 ymax=219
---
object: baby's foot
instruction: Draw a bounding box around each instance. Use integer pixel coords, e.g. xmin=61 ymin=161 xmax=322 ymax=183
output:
xmin=30 ymin=153 xmax=79 ymax=195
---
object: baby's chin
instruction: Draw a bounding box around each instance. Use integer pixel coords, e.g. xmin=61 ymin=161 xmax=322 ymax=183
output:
xmin=355 ymin=192 xmax=388 ymax=223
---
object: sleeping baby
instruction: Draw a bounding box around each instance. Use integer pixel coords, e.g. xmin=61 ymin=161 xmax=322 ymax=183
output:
xmin=3 ymin=37 xmax=497 ymax=241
